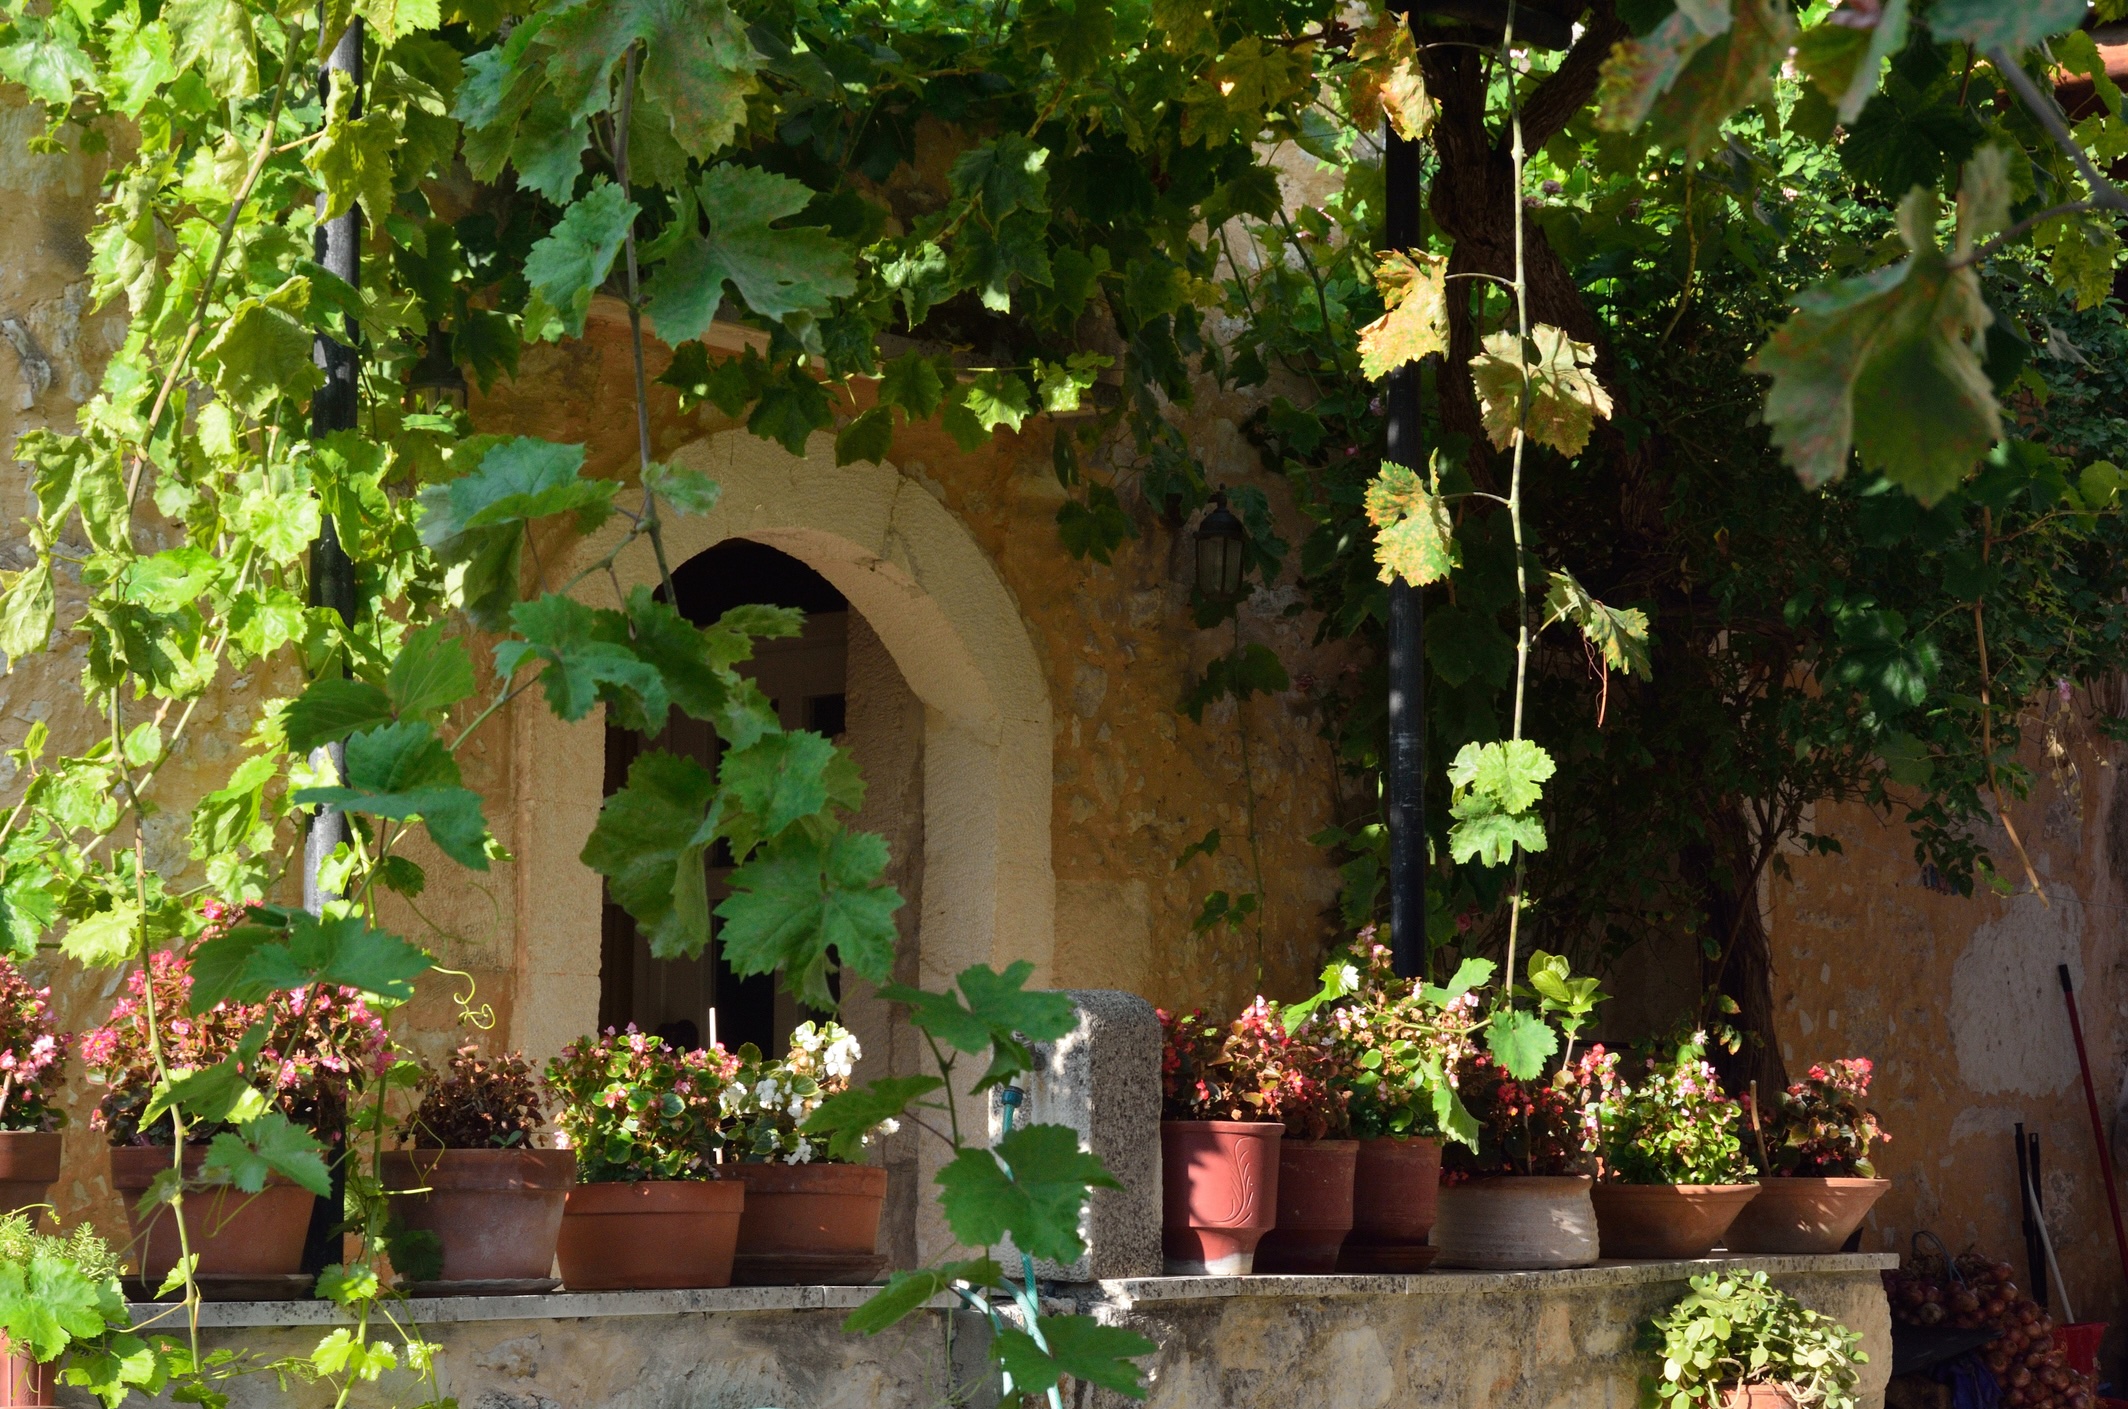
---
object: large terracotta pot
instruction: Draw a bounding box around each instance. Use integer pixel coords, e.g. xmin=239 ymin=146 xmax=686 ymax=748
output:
xmin=1254 ymin=1139 xmax=1357 ymax=1274
xmin=729 ymin=1162 xmax=888 ymax=1286
xmin=1431 ymin=1174 xmax=1598 ymax=1270
xmin=1338 ymin=1136 xmax=1441 ymax=1273
xmin=556 ymin=1179 xmax=745 ymax=1290
xmin=1723 ymin=1177 xmax=1889 ymax=1255
xmin=381 ymin=1147 xmax=576 ymax=1286
xmin=1592 ymin=1182 xmax=1761 ymax=1259
xmin=0 ymin=1337 xmax=51 ymax=1409
xmin=108 ymin=1145 xmax=316 ymax=1284
xmin=1160 ymin=1120 xmax=1282 ymax=1276
xmin=0 ymin=1132 xmax=61 ymax=1218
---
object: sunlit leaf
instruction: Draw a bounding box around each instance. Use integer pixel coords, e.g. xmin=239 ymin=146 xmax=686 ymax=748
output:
xmin=1469 ymin=325 xmax=1614 ymax=458
xmin=1356 ymin=249 xmax=1448 ymax=380
xmin=1365 ymin=459 xmax=1458 ymax=587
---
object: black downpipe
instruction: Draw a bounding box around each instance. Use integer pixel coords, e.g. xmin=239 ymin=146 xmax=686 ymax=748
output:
xmin=301 ymin=11 xmax=363 ymax=1277
xmin=1383 ymin=111 xmax=1427 ymax=981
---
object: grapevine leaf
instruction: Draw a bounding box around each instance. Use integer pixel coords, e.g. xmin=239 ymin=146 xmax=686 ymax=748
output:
xmin=353 ymin=0 xmax=440 ymax=45
xmin=1794 ymin=0 xmax=1909 ymax=123
xmin=994 ymin=1316 xmax=1154 ymax=1398
xmin=1350 ymin=7 xmax=1434 ymax=140
xmin=1927 ymin=0 xmax=2084 ymax=52
xmin=964 ymin=371 xmax=1032 ymax=434
xmin=715 ymin=826 xmax=902 ymax=1001
xmin=283 ymin=678 xmax=393 ymax=754
xmin=1365 ymin=459 xmax=1458 ymax=586
xmin=1484 ymin=1008 xmax=1559 ymax=1081
xmin=935 ymin=1123 xmax=1119 ymax=1264
xmin=1446 ymin=739 xmax=1556 ymax=866
xmin=879 ymin=961 xmax=1077 ymax=1064
xmin=542 ymin=0 xmax=761 ymax=159
xmin=646 ymin=165 xmax=857 ymax=341
xmin=802 ymin=1074 xmax=946 ymax=1162
xmin=1356 ymin=249 xmax=1448 ymax=379
xmin=843 ymin=1258 xmax=1001 ymax=1335
xmin=162 ymin=0 xmax=256 ymax=96
xmin=198 ymin=291 xmax=324 ymax=416
xmin=292 ymin=720 xmax=492 ymax=869
xmin=1469 ymin=325 xmax=1614 ymax=458
xmin=0 ymin=1249 xmax=119 ymax=1363
xmin=205 ymin=1111 xmax=331 ymax=1197
xmin=642 ymin=461 xmax=721 ymax=515
xmin=581 ymin=749 xmax=718 ymax=959
xmin=719 ymin=730 xmax=837 ymax=851
xmin=308 ymin=80 xmax=399 ymax=224
xmin=1597 ymin=0 xmax=1793 ymax=157
xmin=1749 ymin=187 xmax=1999 ymax=503
xmin=836 ymin=407 xmax=896 ymax=465
xmin=1542 ymin=569 xmax=1654 ymax=679
xmin=878 ymin=353 xmax=946 ymax=420
xmin=423 ymin=438 xmax=614 ymax=539
xmin=199 ymin=912 xmax=432 ymax=1005
xmin=0 ymin=13 xmax=96 ymax=106
xmin=60 ymin=902 xmax=141 ymax=967
xmin=386 ymin=622 xmax=475 ymax=719
xmin=499 ymin=594 xmax=670 ymax=725
xmin=0 ymin=562 xmax=55 ymax=664
xmin=2044 ymin=213 xmax=2120 ymax=312
xmin=523 ymin=179 xmax=638 ymax=341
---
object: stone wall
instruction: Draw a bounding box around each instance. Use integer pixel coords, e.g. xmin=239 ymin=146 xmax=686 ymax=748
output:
xmin=92 ymin=1257 xmax=1895 ymax=1409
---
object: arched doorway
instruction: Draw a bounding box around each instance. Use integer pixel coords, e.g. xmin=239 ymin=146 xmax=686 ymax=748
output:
xmin=596 ymin=539 xmax=922 ymax=1059
xmin=509 ymin=428 xmax=1054 ymax=1262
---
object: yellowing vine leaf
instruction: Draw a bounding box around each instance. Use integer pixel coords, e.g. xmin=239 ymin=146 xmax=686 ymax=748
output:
xmin=1750 ymin=184 xmax=1999 ymax=504
xmin=1366 ymin=459 xmax=1458 ymax=586
xmin=1357 ymin=249 xmax=1448 ymax=380
xmin=1469 ymin=325 xmax=1613 ymax=458
xmin=1596 ymin=0 xmax=1793 ymax=157
xmin=308 ymin=80 xmax=399 ymax=224
xmin=1350 ymin=8 xmax=1433 ymax=140
xmin=1544 ymin=569 xmax=1653 ymax=679
xmin=2044 ymin=213 xmax=2120 ymax=311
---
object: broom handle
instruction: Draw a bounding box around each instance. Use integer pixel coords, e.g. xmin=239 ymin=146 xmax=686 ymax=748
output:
xmin=2059 ymin=963 xmax=2128 ymax=1296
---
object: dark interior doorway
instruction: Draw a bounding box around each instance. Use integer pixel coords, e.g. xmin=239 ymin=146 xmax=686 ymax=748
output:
xmin=597 ymin=539 xmax=849 ymax=1055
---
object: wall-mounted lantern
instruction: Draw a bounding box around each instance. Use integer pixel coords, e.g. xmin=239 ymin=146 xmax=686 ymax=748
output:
xmin=1194 ymin=492 xmax=1247 ymax=602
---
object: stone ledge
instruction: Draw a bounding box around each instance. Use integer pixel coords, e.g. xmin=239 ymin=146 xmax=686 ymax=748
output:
xmin=1093 ymin=1251 xmax=1901 ymax=1306
xmin=122 ymin=1284 xmax=943 ymax=1329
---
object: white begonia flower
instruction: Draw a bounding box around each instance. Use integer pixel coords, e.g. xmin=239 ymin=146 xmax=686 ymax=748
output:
xmin=879 ymin=1117 xmax=900 ymax=1136
xmin=755 ymin=1078 xmax=782 ymax=1105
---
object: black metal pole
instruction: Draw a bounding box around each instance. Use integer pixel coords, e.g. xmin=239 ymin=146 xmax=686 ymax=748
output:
xmin=304 ymin=12 xmax=362 ymax=917
xmin=1383 ymin=112 xmax=1427 ymax=980
xmin=302 ymin=11 xmax=362 ymax=1277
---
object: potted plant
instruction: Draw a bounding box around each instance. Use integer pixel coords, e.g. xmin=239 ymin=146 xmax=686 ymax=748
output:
xmin=1727 ymin=1059 xmax=1891 ymax=1255
xmin=545 ymin=1028 xmax=746 ymax=1290
xmin=1641 ymin=1268 xmax=1867 ymax=1407
xmin=382 ymin=1045 xmax=576 ymax=1291
xmin=0 ymin=1214 xmax=140 ymax=1409
xmin=1157 ymin=1000 xmax=1290 ymax=1276
xmin=1591 ymin=1036 xmax=1761 ymax=1259
xmin=1285 ymin=933 xmax=1484 ymax=1274
xmin=1433 ymin=1045 xmax=1618 ymax=1269
xmin=0 ymin=961 xmax=69 ymax=1220
xmin=1251 ymin=1016 xmax=1354 ymax=1275
xmin=81 ymin=947 xmax=387 ymax=1288
xmin=721 ymin=1021 xmax=893 ymax=1286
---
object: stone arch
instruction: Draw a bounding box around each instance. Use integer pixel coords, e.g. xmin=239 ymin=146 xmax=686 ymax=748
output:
xmin=507 ymin=429 xmax=1055 ymax=1066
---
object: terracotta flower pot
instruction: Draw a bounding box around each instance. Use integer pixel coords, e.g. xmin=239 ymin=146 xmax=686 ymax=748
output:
xmin=0 ymin=1132 xmax=61 ymax=1218
xmin=108 ymin=1145 xmax=316 ymax=1285
xmin=1254 ymin=1139 xmax=1357 ymax=1274
xmin=1431 ymin=1174 xmax=1598 ymax=1270
xmin=1723 ymin=1176 xmax=1889 ymax=1255
xmin=1723 ymin=1385 xmax=1797 ymax=1408
xmin=1338 ymin=1136 xmax=1442 ymax=1273
xmin=1592 ymin=1182 xmax=1761 ymax=1259
xmin=728 ymin=1161 xmax=888 ymax=1286
xmin=1160 ymin=1120 xmax=1282 ymax=1276
xmin=0 ymin=1336 xmax=52 ymax=1409
xmin=556 ymin=1178 xmax=745 ymax=1290
xmin=381 ymin=1147 xmax=576 ymax=1286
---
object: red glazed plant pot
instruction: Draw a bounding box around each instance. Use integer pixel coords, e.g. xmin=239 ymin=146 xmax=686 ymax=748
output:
xmin=556 ymin=1178 xmax=745 ymax=1290
xmin=1723 ymin=1177 xmax=1888 ymax=1255
xmin=1254 ymin=1139 xmax=1357 ymax=1274
xmin=728 ymin=1162 xmax=888 ymax=1286
xmin=108 ymin=1145 xmax=316 ymax=1284
xmin=1160 ymin=1120 xmax=1282 ymax=1276
xmin=0 ymin=1132 xmax=61 ymax=1219
xmin=381 ymin=1147 xmax=576 ymax=1285
xmin=1591 ymin=1182 xmax=1761 ymax=1260
xmin=1338 ymin=1136 xmax=1441 ymax=1273
xmin=0 ymin=1336 xmax=52 ymax=1409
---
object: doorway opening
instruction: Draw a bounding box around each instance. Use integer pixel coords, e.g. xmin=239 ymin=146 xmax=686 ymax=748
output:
xmin=596 ymin=539 xmax=851 ymax=1055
